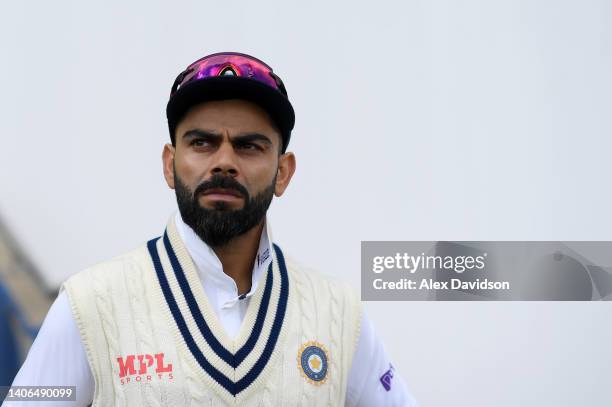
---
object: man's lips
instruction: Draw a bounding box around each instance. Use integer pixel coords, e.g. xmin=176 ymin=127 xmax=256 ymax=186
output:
xmin=200 ymin=188 xmax=244 ymax=202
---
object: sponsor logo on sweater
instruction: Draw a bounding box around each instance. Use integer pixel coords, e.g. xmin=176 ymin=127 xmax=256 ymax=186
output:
xmin=380 ymin=363 xmax=394 ymax=391
xmin=117 ymin=353 xmax=174 ymax=384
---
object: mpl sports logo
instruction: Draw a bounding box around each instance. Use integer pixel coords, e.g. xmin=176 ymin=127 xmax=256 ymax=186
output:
xmin=116 ymin=353 xmax=174 ymax=385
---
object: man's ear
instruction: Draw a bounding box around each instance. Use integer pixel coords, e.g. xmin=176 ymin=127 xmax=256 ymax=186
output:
xmin=162 ymin=143 xmax=176 ymax=189
xmin=275 ymin=152 xmax=296 ymax=197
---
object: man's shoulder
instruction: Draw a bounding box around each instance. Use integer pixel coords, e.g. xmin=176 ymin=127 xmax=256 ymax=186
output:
xmin=281 ymin=250 xmax=363 ymax=345
xmin=281 ymin=250 xmax=360 ymax=305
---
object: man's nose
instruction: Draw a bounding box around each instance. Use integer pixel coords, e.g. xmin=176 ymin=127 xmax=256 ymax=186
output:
xmin=210 ymin=141 xmax=238 ymax=177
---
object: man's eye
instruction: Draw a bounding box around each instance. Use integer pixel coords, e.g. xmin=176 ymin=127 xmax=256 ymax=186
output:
xmin=237 ymin=143 xmax=261 ymax=151
xmin=191 ymin=139 xmax=210 ymax=147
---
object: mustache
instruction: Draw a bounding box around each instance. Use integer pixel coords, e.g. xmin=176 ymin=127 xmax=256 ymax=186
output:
xmin=194 ymin=174 xmax=249 ymax=200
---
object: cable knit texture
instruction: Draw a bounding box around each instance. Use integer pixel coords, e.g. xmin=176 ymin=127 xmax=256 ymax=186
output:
xmin=62 ymin=217 xmax=361 ymax=406
xmin=123 ymin=259 xmax=164 ymax=407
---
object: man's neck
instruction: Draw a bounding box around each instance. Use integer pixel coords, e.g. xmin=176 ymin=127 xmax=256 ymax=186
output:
xmin=211 ymin=220 xmax=265 ymax=295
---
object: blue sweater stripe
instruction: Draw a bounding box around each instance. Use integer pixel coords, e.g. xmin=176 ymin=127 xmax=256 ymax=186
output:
xmin=147 ymin=238 xmax=236 ymax=394
xmin=147 ymin=234 xmax=289 ymax=397
xmin=235 ymin=243 xmax=289 ymax=393
xmin=162 ymin=232 xmax=274 ymax=368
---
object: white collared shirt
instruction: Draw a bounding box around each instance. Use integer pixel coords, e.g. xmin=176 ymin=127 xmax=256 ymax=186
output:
xmin=174 ymin=211 xmax=272 ymax=339
xmin=4 ymin=213 xmax=417 ymax=407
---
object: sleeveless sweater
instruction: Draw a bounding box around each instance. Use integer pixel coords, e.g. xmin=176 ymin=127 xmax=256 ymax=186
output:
xmin=62 ymin=216 xmax=362 ymax=406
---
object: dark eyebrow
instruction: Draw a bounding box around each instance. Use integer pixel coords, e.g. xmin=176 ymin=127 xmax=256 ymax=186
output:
xmin=183 ymin=129 xmax=273 ymax=145
xmin=182 ymin=129 xmax=221 ymax=140
xmin=232 ymin=133 xmax=273 ymax=146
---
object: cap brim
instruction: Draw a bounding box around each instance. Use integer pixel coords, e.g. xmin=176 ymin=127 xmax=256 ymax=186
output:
xmin=166 ymin=76 xmax=295 ymax=149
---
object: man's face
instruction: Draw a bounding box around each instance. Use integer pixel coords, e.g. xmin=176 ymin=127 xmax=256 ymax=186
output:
xmin=162 ymin=99 xmax=296 ymax=247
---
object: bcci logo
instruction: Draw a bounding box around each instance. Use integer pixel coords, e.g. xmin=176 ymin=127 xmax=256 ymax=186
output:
xmin=297 ymin=341 xmax=329 ymax=385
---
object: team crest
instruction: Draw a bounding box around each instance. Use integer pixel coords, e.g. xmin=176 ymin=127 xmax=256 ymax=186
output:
xmin=297 ymin=341 xmax=329 ymax=385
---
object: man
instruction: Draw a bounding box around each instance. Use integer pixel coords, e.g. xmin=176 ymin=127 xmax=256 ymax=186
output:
xmin=4 ymin=52 xmax=417 ymax=406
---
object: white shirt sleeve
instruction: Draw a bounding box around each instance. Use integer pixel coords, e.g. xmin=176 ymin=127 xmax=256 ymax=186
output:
xmin=2 ymin=291 xmax=94 ymax=407
xmin=345 ymin=312 xmax=419 ymax=407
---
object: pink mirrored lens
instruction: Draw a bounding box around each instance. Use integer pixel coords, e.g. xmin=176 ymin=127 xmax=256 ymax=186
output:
xmin=174 ymin=53 xmax=279 ymax=94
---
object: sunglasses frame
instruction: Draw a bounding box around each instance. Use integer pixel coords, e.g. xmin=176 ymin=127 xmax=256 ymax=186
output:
xmin=170 ymin=52 xmax=288 ymax=97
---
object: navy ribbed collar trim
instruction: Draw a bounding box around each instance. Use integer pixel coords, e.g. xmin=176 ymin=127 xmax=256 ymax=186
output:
xmin=147 ymin=230 xmax=289 ymax=397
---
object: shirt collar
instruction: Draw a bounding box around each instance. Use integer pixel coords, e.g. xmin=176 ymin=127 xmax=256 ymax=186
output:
xmin=173 ymin=211 xmax=273 ymax=308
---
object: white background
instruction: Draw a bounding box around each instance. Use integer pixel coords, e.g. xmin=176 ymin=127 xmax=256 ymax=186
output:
xmin=1 ymin=0 xmax=611 ymax=405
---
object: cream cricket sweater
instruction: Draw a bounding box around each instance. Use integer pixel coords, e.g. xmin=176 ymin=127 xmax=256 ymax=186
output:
xmin=62 ymin=216 xmax=362 ymax=406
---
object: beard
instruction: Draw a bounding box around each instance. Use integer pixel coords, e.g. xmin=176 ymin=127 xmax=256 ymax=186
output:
xmin=174 ymin=171 xmax=276 ymax=248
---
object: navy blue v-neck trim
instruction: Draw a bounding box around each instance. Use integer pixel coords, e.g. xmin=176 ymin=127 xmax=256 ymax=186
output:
xmin=147 ymin=233 xmax=289 ymax=396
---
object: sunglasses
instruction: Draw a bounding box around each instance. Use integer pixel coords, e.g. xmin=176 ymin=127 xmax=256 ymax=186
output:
xmin=170 ymin=52 xmax=288 ymax=97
